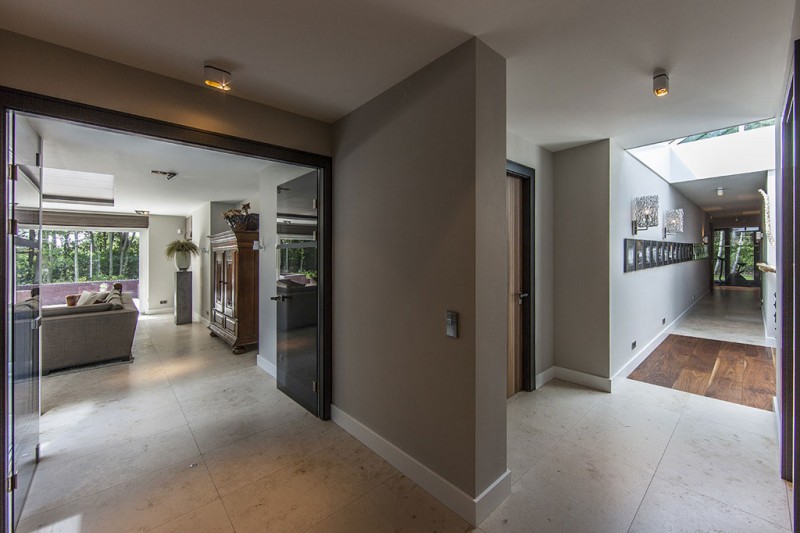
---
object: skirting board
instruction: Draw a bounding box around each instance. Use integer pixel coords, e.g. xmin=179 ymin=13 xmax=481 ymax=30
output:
xmin=257 ymin=355 xmax=277 ymax=378
xmin=610 ymin=289 xmax=709 ymax=391
xmin=535 ymin=366 xmax=556 ymax=388
xmin=143 ymin=307 xmax=173 ymax=316
xmin=331 ymin=405 xmax=511 ymax=527
xmin=192 ymin=313 xmax=210 ymax=327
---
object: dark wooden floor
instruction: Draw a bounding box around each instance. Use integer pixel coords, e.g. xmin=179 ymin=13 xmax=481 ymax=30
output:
xmin=629 ymin=334 xmax=776 ymax=411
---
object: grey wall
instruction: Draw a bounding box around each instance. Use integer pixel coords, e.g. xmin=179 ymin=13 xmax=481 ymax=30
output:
xmin=144 ymin=214 xmax=186 ymax=313
xmin=609 ymin=142 xmax=710 ymax=377
xmin=507 ymin=133 xmax=555 ymax=376
xmin=333 ymin=38 xmax=507 ymax=498
xmin=0 ymin=30 xmax=331 ymax=156
xmin=190 ymin=204 xmax=212 ymax=323
xmin=553 ymin=140 xmax=611 ymax=378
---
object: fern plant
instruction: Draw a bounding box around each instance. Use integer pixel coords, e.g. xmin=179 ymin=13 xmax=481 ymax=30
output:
xmin=164 ymin=239 xmax=200 ymax=259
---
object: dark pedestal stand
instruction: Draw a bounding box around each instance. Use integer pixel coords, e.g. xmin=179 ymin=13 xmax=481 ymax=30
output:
xmin=175 ymin=271 xmax=192 ymax=325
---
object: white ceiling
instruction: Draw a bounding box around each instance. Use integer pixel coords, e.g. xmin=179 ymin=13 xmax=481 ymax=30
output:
xmin=0 ymin=0 xmax=795 ymax=152
xmin=671 ymin=171 xmax=767 ymax=219
xmin=25 ymin=115 xmax=311 ymax=217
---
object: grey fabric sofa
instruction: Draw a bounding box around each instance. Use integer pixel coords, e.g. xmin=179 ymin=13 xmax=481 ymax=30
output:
xmin=41 ymin=293 xmax=139 ymax=374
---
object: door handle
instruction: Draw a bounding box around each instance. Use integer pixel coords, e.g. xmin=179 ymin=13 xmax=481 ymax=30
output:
xmin=517 ymin=292 xmax=529 ymax=305
xmin=270 ymin=295 xmax=292 ymax=302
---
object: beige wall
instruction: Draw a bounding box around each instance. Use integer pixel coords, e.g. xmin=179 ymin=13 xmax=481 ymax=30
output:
xmin=333 ymin=38 xmax=507 ymax=498
xmin=0 ymin=30 xmax=331 ymax=156
xmin=507 ymin=133 xmax=555 ymax=376
xmin=553 ymin=140 xmax=611 ymax=378
xmin=143 ymin=215 xmax=185 ymax=313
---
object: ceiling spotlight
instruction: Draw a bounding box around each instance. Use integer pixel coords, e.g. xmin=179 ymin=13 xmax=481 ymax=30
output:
xmin=204 ymin=65 xmax=231 ymax=91
xmin=135 ymin=210 xmax=150 ymax=216
xmin=151 ymin=170 xmax=177 ymax=180
xmin=653 ymin=71 xmax=669 ymax=97
xmin=716 ymin=187 xmax=724 ymax=196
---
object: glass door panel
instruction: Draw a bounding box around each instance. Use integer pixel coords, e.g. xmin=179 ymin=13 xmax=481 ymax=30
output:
xmin=275 ymin=171 xmax=319 ymax=415
xmin=7 ymin=111 xmax=42 ymax=527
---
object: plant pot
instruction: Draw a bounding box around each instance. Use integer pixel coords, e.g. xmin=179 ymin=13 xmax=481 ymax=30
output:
xmin=174 ymin=251 xmax=191 ymax=271
xmin=226 ymin=213 xmax=259 ymax=231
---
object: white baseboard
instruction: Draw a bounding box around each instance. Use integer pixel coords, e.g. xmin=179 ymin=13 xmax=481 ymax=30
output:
xmin=192 ymin=313 xmax=210 ymax=327
xmin=535 ymin=366 xmax=556 ymax=388
xmin=257 ymin=355 xmax=277 ymax=378
xmin=609 ymin=290 xmax=709 ymax=391
xmin=331 ymin=405 xmax=510 ymax=527
xmin=554 ymin=366 xmax=611 ymax=392
xmin=143 ymin=307 xmax=173 ymax=316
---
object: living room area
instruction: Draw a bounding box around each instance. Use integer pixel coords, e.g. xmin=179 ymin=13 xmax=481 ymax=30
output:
xmin=10 ymin=108 xmax=330 ymax=529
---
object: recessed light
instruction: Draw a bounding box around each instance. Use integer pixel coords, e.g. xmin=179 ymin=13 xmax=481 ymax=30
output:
xmin=716 ymin=187 xmax=724 ymax=196
xmin=653 ymin=71 xmax=669 ymax=97
xmin=204 ymin=65 xmax=231 ymax=91
xmin=135 ymin=210 xmax=150 ymax=216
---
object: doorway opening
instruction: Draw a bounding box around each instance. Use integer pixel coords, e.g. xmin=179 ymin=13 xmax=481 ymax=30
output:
xmin=2 ymin=89 xmax=332 ymax=530
xmin=506 ymin=161 xmax=535 ymax=397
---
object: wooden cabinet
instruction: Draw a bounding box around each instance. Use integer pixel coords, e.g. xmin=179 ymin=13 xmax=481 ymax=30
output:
xmin=208 ymin=230 xmax=259 ymax=353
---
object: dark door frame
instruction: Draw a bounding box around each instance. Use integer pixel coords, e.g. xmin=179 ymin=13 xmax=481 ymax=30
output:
xmin=0 ymin=86 xmax=334 ymax=530
xmin=779 ymin=45 xmax=797 ymax=487
xmin=506 ymin=160 xmax=535 ymax=391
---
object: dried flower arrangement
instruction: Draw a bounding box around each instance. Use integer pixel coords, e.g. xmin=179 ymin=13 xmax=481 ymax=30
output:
xmin=222 ymin=202 xmax=259 ymax=231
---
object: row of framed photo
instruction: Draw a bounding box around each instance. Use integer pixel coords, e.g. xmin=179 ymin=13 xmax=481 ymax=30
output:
xmin=624 ymin=239 xmax=708 ymax=273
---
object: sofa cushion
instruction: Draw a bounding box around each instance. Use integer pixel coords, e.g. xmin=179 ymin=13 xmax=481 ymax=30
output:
xmin=43 ymin=303 xmax=114 ymax=317
xmin=104 ymin=288 xmax=124 ymax=310
xmin=77 ymin=291 xmax=111 ymax=306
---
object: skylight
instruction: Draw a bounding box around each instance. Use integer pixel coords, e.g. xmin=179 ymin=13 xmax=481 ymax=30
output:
xmin=42 ymin=168 xmax=115 ymax=206
xmin=628 ymin=119 xmax=775 ymax=183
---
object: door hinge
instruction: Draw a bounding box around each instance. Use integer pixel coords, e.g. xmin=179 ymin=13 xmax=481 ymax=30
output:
xmin=35 ymin=443 xmax=41 ymax=463
xmin=9 ymin=164 xmax=17 ymax=181
xmin=35 ymin=153 xmax=41 ymax=167
xmin=9 ymin=219 xmax=18 ymax=235
xmin=6 ymin=473 xmax=17 ymax=493
xmin=312 ymin=380 xmax=319 ymax=393
xmin=312 ymin=198 xmax=318 ymax=210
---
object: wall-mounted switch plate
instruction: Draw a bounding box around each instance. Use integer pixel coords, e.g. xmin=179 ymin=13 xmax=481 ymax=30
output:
xmin=160 ymin=300 xmax=167 ymax=304
xmin=446 ymin=311 xmax=458 ymax=338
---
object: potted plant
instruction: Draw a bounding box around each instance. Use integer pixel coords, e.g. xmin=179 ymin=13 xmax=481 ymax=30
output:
xmin=165 ymin=239 xmax=200 ymax=271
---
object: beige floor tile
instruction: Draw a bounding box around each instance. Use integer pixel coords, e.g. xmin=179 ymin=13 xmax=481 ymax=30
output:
xmin=306 ymin=473 xmax=472 ymax=533
xmin=612 ymin=377 xmax=691 ymax=414
xmin=506 ymin=419 xmax=562 ymax=485
xmin=481 ymin=439 xmax=652 ymax=533
xmin=18 ymin=457 xmax=218 ymax=533
xmin=205 ymin=412 xmax=348 ymax=496
xmin=630 ymin=476 xmax=789 ymax=532
xmin=22 ymin=425 xmax=199 ymax=518
xmin=506 ymin=379 xmax=606 ymax=436
xmin=563 ymin=394 xmax=681 ymax=473
xmin=149 ymin=499 xmax=234 ymax=533
xmin=682 ymin=392 xmax=778 ymax=438
xmin=657 ymin=414 xmax=790 ymax=529
xmin=221 ymin=435 xmax=396 ymax=532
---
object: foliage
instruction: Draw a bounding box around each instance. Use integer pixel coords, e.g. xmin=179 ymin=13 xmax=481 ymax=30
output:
xmin=164 ymin=239 xmax=199 ymax=259
xmin=279 ymin=239 xmax=316 ymax=276
xmin=222 ymin=202 xmax=251 ymax=220
xmin=16 ymin=229 xmax=140 ymax=285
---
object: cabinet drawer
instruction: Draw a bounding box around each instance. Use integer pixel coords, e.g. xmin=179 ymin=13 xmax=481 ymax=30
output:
xmin=225 ymin=317 xmax=238 ymax=334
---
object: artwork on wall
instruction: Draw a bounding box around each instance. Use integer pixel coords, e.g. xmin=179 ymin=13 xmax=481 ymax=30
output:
xmin=624 ymin=240 xmax=636 ymax=272
xmin=623 ymin=239 xmax=706 ymax=273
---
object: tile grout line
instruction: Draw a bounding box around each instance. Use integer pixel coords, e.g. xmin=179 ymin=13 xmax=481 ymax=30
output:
xmin=625 ymin=401 xmax=686 ymax=533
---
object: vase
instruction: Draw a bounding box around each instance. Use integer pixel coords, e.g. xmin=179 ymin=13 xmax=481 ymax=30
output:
xmin=174 ymin=251 xmax=191 ymax=271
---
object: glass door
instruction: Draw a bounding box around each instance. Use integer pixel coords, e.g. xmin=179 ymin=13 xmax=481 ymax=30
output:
xmin=6 ymin=111 xmax=42 ymax=528
xmin=274 ymin=172 xmax=320 ymax=415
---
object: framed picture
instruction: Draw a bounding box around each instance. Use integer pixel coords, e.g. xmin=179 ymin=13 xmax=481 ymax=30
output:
xmin=635 ymin=240 xmax=644 ymax=270
xmin=657 ymin=242 xmax=665 ymax=266
xmin=624 ymin=239 xmax=636 ymax=272
xmin=644 ymin=241 xmax=653 ymax=268
xmin=669 ymin=243 xmax=676 ymax=263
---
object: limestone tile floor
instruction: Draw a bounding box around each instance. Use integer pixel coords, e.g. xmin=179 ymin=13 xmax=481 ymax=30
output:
xmin=672 ymin=286 xmax=769 ymax=346
xmin=18 ymin=315 xmax=790 ymax=532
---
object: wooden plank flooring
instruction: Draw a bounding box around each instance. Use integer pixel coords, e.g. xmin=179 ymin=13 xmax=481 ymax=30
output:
xmin=629 ymin=334 xmax=775 ymax=411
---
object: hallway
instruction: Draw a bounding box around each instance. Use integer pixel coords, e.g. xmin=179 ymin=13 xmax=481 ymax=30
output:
xmin=672 ymin=287 xmax=768 ymax=346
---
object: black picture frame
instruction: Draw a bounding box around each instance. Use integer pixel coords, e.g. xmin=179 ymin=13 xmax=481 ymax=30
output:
xmin=624 ymin=239 xmax=636 ymax=272
xmin=635 ymin=240 xmax=644 ymax=270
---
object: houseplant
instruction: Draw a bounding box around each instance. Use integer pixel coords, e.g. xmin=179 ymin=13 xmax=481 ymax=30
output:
xmin=165 ymin=239 xmax=200 ymax=271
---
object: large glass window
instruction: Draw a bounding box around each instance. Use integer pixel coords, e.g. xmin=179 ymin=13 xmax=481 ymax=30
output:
xmin=35 ymin=230 xmax=140 ymax=284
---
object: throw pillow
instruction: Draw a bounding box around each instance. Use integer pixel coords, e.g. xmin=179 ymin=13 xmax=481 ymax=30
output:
xmin=65 ymin=294 xmax=80 ymax=307
xmin=76 ymin=291 xmax=100 ymax=306
xmin=104 ymin=288 xmax=124 ymax=310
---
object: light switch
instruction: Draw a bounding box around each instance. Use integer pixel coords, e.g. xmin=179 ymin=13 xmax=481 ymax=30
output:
xmin=446 ymin=311 xmax=458 ymax=338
